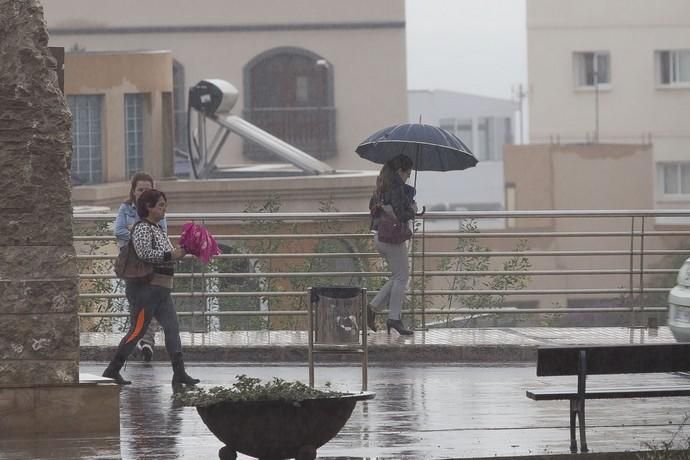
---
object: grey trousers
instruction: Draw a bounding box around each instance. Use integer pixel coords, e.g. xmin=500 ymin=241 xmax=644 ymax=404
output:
xmin=370 ymin=233 xmax=410 ymax=320
xmin=115 ymin=282 xmax=182 ymax=360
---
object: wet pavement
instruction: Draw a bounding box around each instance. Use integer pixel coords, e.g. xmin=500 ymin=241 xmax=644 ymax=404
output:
xmin=2 ymin=360 xmax=690 ymax=459
xmin=80 ymin=326 xmax=677 ymax=363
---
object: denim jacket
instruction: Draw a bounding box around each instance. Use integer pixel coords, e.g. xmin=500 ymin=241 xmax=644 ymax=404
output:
xmin=114 ymin=202 xmax=168 ymax=249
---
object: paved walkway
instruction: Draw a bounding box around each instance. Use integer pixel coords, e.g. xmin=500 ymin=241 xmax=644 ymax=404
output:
xmin=81 ymin=326 xmax=676 ymax=362
xmin=2 ymin=327 xmax=687 ymax=459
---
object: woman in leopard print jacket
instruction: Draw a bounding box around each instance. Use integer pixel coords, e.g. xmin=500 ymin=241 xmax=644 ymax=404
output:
xmin=103 ymin=189 xmax=200 ymax=388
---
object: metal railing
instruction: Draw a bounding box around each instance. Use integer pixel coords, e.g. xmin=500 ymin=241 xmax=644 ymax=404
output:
xmin=74 ymin=209 xmax=690 ymax=332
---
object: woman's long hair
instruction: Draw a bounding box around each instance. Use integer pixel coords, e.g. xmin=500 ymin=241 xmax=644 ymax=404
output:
xmin=375 ymin=154 xmax=413 ymax=195
xmin=126 ymin=172 xmax=155 ymax=204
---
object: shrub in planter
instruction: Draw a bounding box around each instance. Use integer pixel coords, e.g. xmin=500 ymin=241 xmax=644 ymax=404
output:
xmin=174 ymin=375 xmax=375 ymax=460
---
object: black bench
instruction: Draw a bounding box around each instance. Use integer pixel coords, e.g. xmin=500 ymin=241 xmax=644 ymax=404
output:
xmin=526 ymin=343 xmax=690 ymax=453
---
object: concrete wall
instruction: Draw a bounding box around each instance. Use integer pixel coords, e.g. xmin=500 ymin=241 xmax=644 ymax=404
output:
xmin=500 ymin=143 xmax=661 ymax=309
xmin=42 ymin=0 xmax=408 ymax=172
xmin=504 ymin=143 xmax=654 ymax=218
xmin=408 ymin=90 xmax=517 ymax=122
xmin=71 ymin=171 xmax=379 ymax=213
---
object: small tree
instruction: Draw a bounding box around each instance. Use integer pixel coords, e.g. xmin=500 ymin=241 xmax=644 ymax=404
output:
xmin=75 ymin=221 xmax=128 ymax=333
xmin=437 ymin=219 xmax=531 ymax=327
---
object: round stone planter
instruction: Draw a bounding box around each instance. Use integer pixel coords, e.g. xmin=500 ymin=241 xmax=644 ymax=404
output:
xmin=196 ymin=391 xmax=375 ymax=460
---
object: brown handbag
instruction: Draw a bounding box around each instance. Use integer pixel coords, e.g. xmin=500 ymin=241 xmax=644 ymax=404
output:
xmin=377 ymin=213 xmax=412 ymax=244
xmin=114 ymin=222 xmax=154 ymax=281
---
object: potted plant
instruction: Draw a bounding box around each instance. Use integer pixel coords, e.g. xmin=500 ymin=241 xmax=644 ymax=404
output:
xmin=174 ymin=375 xmax=375 ymax=460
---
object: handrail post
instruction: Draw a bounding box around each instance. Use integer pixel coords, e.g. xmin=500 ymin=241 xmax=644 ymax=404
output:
xmin=410 ymin=222 xmax=416 ymax=328
xmin=361 ymin=288 xmax=368 ymax=391
xmin=629 ymin=216 xmax=636 ymax=327
xmin=639 ymin=216 xmax=646 ymax=323
xmin=421 ymin=216 xmax=427 ymax=331
xmin=201 ymin=217 xmax=209 ymax=333
xmin=307 ymin=288 xmax=314 ymax=387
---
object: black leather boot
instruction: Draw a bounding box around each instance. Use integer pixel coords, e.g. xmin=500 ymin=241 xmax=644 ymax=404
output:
xmin=102 ymin=355 xmax=131 ymax=385
xmin=386 ymin=319 xmax=413 ymax=336
xmin=171 ymin=352 xmax=200 ymax=388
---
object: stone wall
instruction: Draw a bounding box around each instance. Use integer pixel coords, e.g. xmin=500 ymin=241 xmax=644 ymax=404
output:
xmin=0 ymin=0 xmax=79 ymax=385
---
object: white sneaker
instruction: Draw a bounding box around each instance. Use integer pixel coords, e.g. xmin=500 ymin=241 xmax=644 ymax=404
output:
xmin=140 ymin=343 xmax=153 ymax=362
xmin=134 ymin=340 xmax=144 ymax=358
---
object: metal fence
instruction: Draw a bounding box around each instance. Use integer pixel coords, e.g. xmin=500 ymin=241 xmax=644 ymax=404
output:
xmin=74 ymin=210 xmax=690 ymax=332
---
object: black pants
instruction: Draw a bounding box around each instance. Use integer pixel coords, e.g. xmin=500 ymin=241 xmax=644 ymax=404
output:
xmin=125 ymin=280 xmax=158 ymax=347
xmin=115 ymin=283 xmax=182 ymax=360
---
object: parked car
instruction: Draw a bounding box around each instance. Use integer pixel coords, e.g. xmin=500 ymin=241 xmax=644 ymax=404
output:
xmin=668 ymin=257 xmax=690 ymax=342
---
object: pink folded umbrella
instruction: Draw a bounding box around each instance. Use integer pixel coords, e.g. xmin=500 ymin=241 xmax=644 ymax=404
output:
xmin=179 ymin=222 xmax=221 ymax=264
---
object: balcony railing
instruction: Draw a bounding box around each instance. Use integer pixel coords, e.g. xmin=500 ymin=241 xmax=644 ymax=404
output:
xmin=242 ymin=106 xmax=336 ymax=160
xmin=74 ymin=210 xmax=690 ymax=333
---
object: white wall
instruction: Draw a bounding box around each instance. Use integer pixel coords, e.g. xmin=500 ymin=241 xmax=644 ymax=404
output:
xmin=407 ymin=90 xmax=515 ymax=229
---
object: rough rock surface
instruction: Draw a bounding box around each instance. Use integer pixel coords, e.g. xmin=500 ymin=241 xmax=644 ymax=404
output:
xmin=0 ymin=0 xmax=78 ymax=385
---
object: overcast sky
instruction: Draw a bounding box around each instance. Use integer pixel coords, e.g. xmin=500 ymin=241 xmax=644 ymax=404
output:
xmin=406 ymin=0 xmax=527 ymax=101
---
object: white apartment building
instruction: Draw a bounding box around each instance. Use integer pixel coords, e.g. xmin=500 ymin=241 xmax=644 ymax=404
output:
xmin=407 ymin=90 xmax=516 ymax=229
xmin=527 ymin=0 xmax=690 ymax=211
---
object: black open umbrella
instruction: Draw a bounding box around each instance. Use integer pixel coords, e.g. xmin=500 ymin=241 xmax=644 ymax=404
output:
xmin=355 ymin=123 xmax=478 ymax=176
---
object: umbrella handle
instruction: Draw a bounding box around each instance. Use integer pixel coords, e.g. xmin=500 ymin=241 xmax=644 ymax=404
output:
xmin=416 ymin=206 xmax=426 ymax=217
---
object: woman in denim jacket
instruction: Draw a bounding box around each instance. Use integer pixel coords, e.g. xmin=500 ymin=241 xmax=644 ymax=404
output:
xmin=114 ymin=172 xmax=167 ymax=361
xmin=368 ymin=154 xmax=417 ymax=335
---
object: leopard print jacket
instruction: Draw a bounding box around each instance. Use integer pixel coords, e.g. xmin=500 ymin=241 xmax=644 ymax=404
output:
xmin=131 ymin=221 xmax=175 ymax=276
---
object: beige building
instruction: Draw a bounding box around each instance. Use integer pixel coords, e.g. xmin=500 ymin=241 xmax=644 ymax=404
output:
xmin=42 ymin=0 xmax=408 ymax=180
xmin=505 ymin=143 xmax=654 ymax=217
xmin=64 ymin=51 xmax=175 ymax=184
xmin=72 ymin=171 xmax=378 ymax=213
xmin=63 ymin=52 xmax=380 ymax=213
xmin=60 ymin=49 xmax=380 ymax=212
xmin=527 ymin=0 xmax=690 ymax=212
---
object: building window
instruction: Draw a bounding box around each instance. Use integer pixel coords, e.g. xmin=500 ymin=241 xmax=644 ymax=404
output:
xmin=477 ymin=118 xmax=491 ymax=161
xmin=574 ymin=51 xmax=610 ymax=87
xmin=124 ymin=93 xmax=145 ymax=176
xmin=658 ymin=162 xmax=690 ymax=195
xmin=439 ymin=118 xmax=455 ymax=133
xmin=295 ymin=75 xmax=309 ymax=104
xmin=456 ymin=120 xmax=473 ymax=154
xmin=439 ymin=117 xmax=473 ymax=156
xmin=243 ymin=47 xmax=336 ymax=160
xmin=440 ymin=117 xmax=509 ymax=162
xmin=657 ymin=50 xmax=690 ymax=85
xmin=68 ymin=95 xmax=103 ymax=184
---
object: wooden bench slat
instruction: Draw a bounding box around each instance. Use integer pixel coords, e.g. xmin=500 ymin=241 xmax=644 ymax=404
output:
xmin=537 ymin=344 xmax=690 ymax=376
xmin=526 ymin=385 xmax=690 ymax=401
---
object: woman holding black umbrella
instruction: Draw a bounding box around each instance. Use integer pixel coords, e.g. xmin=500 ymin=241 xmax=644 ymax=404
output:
xmin=368 ymin=154 xmax=416 ymax=336
xmin=358 ymin=122 xmax=477 ymax=331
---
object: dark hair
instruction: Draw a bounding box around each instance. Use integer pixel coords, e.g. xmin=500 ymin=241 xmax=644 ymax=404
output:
xmin=376 ymin=154 xmax=413 ymax=194
xmin=127 ymin=172 xmax=155 ymax=204
xmin=136 ymin=189 xmax=166 ymax=219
